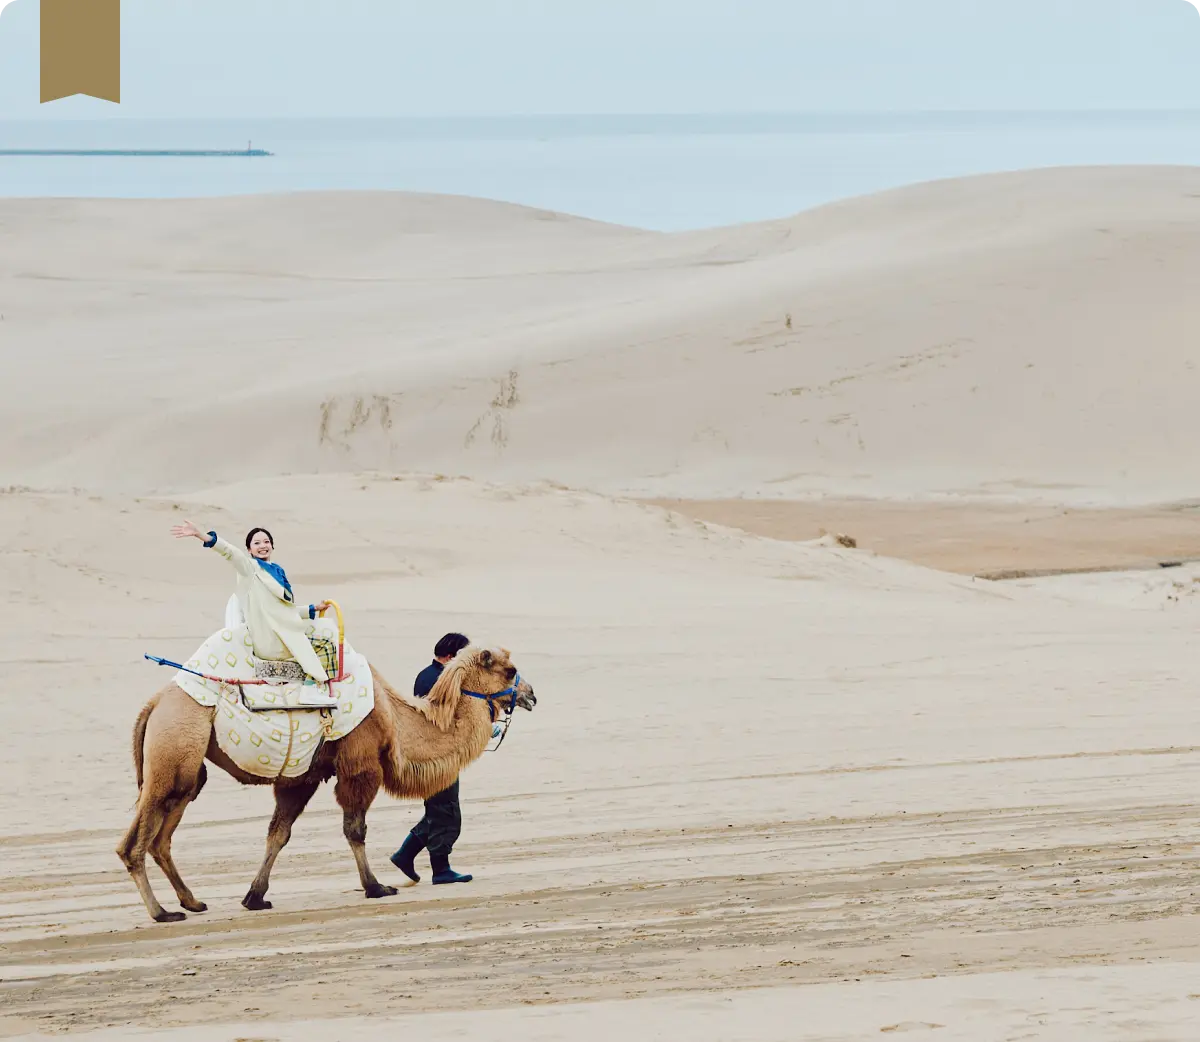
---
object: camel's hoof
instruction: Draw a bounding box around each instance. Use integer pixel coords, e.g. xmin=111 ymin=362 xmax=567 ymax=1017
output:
xmin=366 ymin=883 xmax=398 ymax=899
xmin=153 ymin=910 xmax=187 ymax=924
xmin=182 ymin=900 xmax=208 ymax=913
xmin=241 ymin=893 xmax=272 ymax=911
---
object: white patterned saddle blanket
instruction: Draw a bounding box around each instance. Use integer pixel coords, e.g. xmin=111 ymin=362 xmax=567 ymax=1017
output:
xmin=175 ymin=618 xmax=375 ymax=780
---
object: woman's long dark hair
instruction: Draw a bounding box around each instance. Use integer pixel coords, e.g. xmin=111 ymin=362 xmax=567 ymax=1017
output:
xmin=245 ymin=527 xmax=274 ymax=551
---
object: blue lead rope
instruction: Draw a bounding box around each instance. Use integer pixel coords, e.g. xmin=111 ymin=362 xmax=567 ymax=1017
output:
xmin=149 ymin=655 xmax=520 ymax=744
xmin=144 ymin=653 xmax=229 ymax=685
xmin=146 ymin=652 xmax=192 ymax=673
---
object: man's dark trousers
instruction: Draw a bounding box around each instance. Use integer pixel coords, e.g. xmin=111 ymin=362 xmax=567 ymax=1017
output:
xmin=409 ymin=779 xmax=461 ymax=857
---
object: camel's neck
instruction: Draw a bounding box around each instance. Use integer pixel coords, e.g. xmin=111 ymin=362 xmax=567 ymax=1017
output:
xmin=381 ymin=690 xmax=493 ymax=801
xmin=384 ymin=683 xmax=492 ymax=757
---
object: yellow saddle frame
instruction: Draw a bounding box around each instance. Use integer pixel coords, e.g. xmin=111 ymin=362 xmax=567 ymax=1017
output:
xmin=316 ymin=599 xmax=346 ymax=683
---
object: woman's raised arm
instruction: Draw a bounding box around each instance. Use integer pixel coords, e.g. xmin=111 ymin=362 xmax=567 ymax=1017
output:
xmin=170 ymin=520 xmax=208 ymax=543
xmin=172 ymin=520 xmax=255 ymax=577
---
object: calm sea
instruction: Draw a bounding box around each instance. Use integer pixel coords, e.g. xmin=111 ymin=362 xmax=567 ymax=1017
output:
xmin=1 ymin=112 xmax=1199 ymax=231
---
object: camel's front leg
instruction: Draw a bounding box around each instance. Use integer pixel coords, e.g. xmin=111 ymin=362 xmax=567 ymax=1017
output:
xmin=335 ymin=770 xmax=397 ymax=899
xmin=242 ymin=778 xmax=320 ymax=911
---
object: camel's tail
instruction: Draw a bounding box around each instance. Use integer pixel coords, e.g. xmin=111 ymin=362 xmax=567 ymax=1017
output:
xmin=132 ymin=696 xmax=158 ymax=792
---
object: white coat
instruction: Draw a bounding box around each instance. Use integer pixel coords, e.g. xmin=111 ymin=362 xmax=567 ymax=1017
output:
xmin=206 ymin=534 xmax=328 ymax=683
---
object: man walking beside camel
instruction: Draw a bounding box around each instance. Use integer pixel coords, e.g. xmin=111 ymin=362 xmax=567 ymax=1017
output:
xmin=390 ymin=632 xmax=475 ymax=885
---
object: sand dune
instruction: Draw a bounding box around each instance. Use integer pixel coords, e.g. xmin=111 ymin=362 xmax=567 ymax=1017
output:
xmin=648 ymin=497 xmax=1200 ymax=577
xmin=4 ymin=166 xmax=1200 ymax=501
xmin=4 ymin=476 xmax=1200 ymax=1039
xmin=5 ymin=169 xmax=1200 ymax=1040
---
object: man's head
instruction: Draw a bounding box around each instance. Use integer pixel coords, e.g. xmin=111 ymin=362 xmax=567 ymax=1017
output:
xmin=434 ymin=632 xmax=470 ymax=664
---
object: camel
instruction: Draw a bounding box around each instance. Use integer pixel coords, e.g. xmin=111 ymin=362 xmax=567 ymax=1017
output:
xmin=116 ymin=645 xmax=536 ymax=923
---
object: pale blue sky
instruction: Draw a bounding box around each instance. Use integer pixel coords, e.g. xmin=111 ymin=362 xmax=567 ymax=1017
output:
xmin=0 ymin=1 xmax=1199 ymax=119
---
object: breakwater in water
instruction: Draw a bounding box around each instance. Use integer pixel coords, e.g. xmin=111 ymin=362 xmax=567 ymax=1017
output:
xmin=0 ymin=148 xmax=272 ymax=157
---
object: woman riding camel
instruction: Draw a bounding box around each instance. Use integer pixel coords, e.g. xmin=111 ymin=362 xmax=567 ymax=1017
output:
xmin=171 ymin=520 xmax=331 ymax=683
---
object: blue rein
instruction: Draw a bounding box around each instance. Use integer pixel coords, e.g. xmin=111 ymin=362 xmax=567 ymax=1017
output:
xmin=461 ymin=673 xmax=522 ymax=720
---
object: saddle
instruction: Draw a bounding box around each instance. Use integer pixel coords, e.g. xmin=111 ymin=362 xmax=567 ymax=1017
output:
xmin=251 ymin=637 xmax=339 ymax=683
xmin=242 ymin=636 xmax=342 ymax=711
xmin=174 ymin=609 xmax=375 ymax=780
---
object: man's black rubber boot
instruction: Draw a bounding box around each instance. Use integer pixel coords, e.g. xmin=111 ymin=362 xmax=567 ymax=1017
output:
xmin=430 ymin=851 xmax=473 ymax=884
xmin=389 ymin=832 xmax=426 ymax=883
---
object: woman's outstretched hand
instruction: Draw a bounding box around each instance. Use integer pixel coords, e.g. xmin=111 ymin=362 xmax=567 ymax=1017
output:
xmin=171 ymin=520 xmax=206 ymax=542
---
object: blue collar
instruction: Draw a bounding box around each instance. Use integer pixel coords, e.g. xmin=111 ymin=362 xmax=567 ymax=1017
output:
xmin=255 ymin=558 xmax=293 ymax=602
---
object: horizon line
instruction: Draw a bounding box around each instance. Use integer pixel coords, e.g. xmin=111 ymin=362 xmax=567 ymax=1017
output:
xmin=8 ymin=107 xmax=1200 ymax=123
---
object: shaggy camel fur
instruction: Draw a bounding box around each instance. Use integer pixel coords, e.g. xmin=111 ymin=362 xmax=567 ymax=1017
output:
xmin=116 ymin=645 xmax=535 ymax=923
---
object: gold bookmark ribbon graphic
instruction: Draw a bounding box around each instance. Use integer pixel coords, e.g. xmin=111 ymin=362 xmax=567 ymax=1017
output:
xmin=40 ymin=0 xmax=120 ymax=103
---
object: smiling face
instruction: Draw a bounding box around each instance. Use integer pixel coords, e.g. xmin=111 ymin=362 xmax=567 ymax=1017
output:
xmin=248 ymin=530 xmax=273 ymax=561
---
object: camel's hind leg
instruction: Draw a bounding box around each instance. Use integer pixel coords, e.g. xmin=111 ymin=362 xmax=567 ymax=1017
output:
xmin=336 ymin=769 xmax=397 ymax=900
xmin=116 ymin=686 xmax=211 ymax=923
xmin=116 ymin=792 xmax=181 ymax=923
xmin=149 ymin=764 xmax=208 ymax=913
xmin=242 ymin=778 xmax=321 ymax=911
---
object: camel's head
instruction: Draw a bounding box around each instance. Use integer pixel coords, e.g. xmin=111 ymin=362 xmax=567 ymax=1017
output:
xmin=424 ymin=644 xmax=536 ymax=733
xmin=462 ymin=646 xmax=536 ymax=712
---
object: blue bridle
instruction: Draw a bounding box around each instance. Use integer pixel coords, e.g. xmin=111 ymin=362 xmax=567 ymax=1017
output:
xmin=462 ymin=672 xmax=523 ymax=722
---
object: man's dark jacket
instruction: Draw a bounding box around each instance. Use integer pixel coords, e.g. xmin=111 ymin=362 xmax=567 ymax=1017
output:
xmin=414 ymin=660 xmax=443 ymax=699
